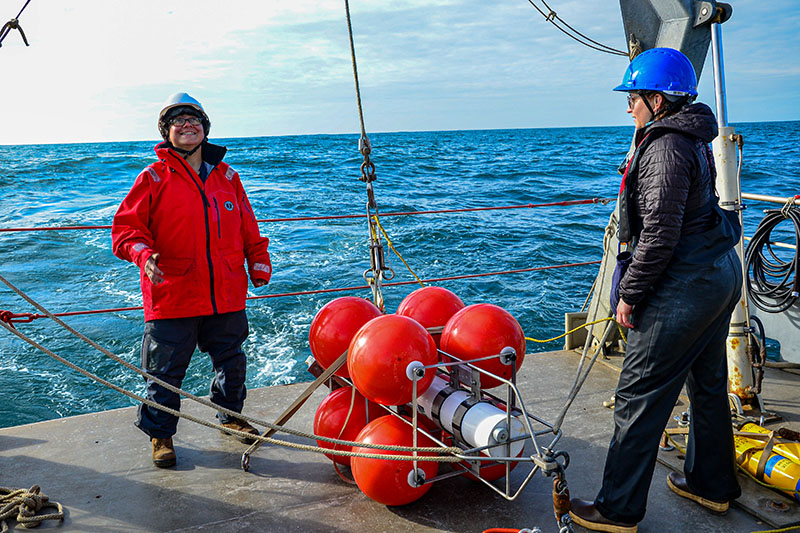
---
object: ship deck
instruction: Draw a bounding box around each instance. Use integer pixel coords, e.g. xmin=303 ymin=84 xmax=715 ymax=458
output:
xmin=2 ymin=349 xmax=799 ymax=532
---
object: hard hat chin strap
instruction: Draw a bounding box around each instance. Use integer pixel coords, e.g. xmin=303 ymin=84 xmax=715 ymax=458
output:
xmin=169 ymin=139 xmax=205 ymax=159
xmin=641 ymin=93 xmax=658 ymax=128
xmin=642 ymin=93 xmax=690 ymax=127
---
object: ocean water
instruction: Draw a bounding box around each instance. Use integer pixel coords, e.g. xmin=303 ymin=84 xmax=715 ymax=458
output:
xmin=1 ymin=123 xmax=798 ymax=429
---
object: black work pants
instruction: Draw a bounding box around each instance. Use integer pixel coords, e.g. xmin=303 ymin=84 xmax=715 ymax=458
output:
xmin=595 ymin=248 xmax=743 ymax=523
xmin=135 ymin=310 xmax=249 ymax=439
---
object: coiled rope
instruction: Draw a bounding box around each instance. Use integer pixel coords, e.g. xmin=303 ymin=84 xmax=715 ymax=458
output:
xmin=745 ymin=196 xmax=800 ymax=313
xmin=0 ymin=485 xmax=63 ymax=533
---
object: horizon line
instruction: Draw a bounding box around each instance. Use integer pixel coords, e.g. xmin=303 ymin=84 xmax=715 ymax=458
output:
xmin=2 ymin=119 xmax=798 ymax=148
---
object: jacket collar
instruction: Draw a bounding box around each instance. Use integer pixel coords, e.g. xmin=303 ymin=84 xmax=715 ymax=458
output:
xmin=636 ymin=103 xmax=719 ymax=145
xmin=155 ymin=140 xmax=228 ymax=168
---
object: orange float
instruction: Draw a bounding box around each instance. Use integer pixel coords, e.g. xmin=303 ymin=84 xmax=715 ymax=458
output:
xmin=396 ymin=286 xmax=465 ymax=347
xmin=313 ymin=386 xmax=380 ymax=467
xmin=440 ymin=303 xmax=526 ymax=389
xmin=351 ymin=415 xmax=439 ymax=506
xmin=348 ymin=314 xmax=438 ymax=405
xmin=309 ymin=297 xmax=381 ymax=378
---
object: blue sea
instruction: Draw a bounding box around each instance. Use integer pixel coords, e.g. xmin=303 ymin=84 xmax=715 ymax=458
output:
xmin=1 ymin=123 xmax=798 ymax=429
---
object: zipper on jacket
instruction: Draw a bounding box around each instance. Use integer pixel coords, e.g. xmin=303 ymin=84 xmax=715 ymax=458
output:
xmin=174 ymin=156 xmax=218 ymax=315
xmin=213 ymin=197 xmax=222 ymax=240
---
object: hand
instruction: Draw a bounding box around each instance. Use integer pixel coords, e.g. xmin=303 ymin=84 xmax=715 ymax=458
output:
xmin=253 ymin=278 xmax=267 ymax=288
xmin=145 ymin=252 xmax=164 ymax=285
xmin=616 ymin=299 xmax=635 ymax=329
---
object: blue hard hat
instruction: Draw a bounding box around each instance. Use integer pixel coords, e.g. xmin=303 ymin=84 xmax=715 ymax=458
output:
xmin=613 ymin=47 xmax=698 ymax=97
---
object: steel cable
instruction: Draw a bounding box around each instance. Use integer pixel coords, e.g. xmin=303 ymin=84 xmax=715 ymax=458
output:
xmin=524 ymin=0 xmax=627 ymax=56
xmin=0 ymin=0 xmax=32 ymax=47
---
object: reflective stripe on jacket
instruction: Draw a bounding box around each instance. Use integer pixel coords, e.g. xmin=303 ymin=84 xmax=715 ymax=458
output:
xmin=112 ymin=141 xmax=271 ymax=321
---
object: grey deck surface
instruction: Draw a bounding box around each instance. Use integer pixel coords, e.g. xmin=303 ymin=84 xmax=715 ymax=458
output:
xmin=1 ymin=349 xmax=793 ymax=532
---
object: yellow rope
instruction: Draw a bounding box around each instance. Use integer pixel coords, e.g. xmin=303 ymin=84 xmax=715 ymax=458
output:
xmin=371 ymin=214 xmax=426 ymax=287
xmin=750 ymin=526 xmax=800 ymax=533
xmin=525 ymin=316 xmax=624 ymax=344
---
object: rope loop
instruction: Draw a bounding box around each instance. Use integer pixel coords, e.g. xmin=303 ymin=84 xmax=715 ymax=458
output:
xmin=628 ymin=34 xmax=642 ymax=60
xmin=0 ymin=18 xmax=29 ymax=47
xmin=780 ymin=195 xmax=800 ymax=218
xmin=358 ymin=136 xmax=371 ymax=158
xmin=0 ymin=0 xmax=33 ymax=48
xmin=0 ymin=485 xmax=64 ymax=532
xmin=0 ymin=309 xmax=36 ymax=328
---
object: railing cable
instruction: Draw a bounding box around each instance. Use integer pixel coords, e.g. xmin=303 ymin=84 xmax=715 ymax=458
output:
xmin=0 ymin=198 xmax=614 ymax=233
xmin=0 ymin=260 xmax=601 ymax=324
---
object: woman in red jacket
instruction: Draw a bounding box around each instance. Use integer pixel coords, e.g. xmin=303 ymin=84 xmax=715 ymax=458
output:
xmin=112 ymin=92 xmax=272 ymax=468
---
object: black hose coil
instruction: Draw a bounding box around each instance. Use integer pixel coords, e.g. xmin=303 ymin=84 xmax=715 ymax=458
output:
xmin=745 ymin=205 xmax=800 ymax=313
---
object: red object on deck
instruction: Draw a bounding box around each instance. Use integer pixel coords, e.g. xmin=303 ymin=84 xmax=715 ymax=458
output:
xmin=396 ymin=286 xmax=465 ymax=347
xmin=347 ymin=314 xmax=438 ymax=406
xmin=351 ymin=415 xmax=439 ymax=506
xmin=440 ymin=303 xmax=526 ymax=389
xmin=309 ymin=297 xmax=382 ymax=378
xmin=313 ymin=386 xmax=380 ymax=467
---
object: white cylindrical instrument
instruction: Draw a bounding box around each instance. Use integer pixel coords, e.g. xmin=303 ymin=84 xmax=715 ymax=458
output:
xmin=417 ymin=376 xmax=525 ymax=457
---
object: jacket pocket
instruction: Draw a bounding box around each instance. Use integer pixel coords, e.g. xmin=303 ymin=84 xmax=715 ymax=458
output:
xmin=211 ymin=191 xmax=240 ymax=242
xmin=222 ymin=251 xmax=245 ymax=273
xmin=158 ymin=257 xmax=194 ymax=276
xmin=220 ymin=251 xmax=248 ymax=308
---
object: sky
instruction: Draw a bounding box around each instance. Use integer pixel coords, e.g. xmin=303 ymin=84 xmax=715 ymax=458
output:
xmin=1 ymin=0 xmax=798 ymax=145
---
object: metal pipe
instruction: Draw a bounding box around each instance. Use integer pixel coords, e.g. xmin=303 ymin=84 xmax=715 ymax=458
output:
xmin=710 ymin=22 xmax=727 ymax=127
xmin=743 ymin=236 xmax=797 ymax=251
xmin=742 ymin=193 xmax=800 ymax=206
xmin=710 ymin=21 xmax=754 ymax=400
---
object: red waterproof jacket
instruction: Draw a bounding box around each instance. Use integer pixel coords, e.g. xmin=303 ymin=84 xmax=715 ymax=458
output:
xmin=112 ymin=141 xmax=271 ymax=321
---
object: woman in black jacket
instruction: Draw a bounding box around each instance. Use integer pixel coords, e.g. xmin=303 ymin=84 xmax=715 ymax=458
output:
xmin=569 ymin=48 xmax=742 ymax=533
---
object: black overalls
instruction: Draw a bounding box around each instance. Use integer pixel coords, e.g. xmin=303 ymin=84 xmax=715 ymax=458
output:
xmin=596 ymin=138 xmax=743 ymax=523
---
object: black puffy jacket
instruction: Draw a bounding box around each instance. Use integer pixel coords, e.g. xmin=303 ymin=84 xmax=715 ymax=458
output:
xmin=618 ymin=103 xmax=719 ymax=305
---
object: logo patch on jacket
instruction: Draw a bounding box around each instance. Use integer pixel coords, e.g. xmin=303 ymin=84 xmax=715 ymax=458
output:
xmin=224 ymin=201 xmax=234 ymax=211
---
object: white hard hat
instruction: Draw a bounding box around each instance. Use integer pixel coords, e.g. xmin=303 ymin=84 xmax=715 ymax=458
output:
xmin=157 ymin=92 xmax=210 ymax=141
xmin=159 ymin=92 xmax=206 ymax=120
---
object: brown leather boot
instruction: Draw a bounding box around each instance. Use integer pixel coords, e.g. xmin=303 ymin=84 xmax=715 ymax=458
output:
xmin=667 ymin=472 xmax=729 ymax=513
xmin=220 ymin=419 xmax=260 ymax=444
xmin=151 ymin=437 xmax=176 ymax=468
xmin=568 ymin=498 xmax=638 ymax=533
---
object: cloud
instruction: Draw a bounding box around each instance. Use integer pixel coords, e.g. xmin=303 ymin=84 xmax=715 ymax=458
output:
xmin=0 ymin=0 xmax=798 ymax=144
